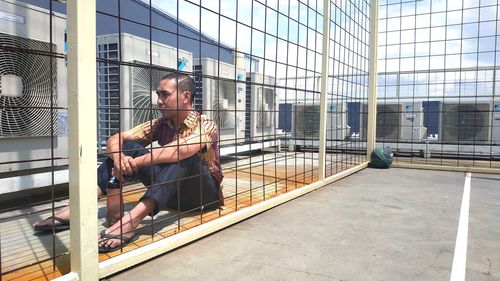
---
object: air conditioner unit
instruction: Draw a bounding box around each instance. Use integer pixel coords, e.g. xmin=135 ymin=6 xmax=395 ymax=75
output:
xmin=292 ymin=103 xmax=320 ymax=139
xmin=292 ymin=102 xmax=349 ymax=141
xmin=245 ymin=73 xmax=278 ymax=142
xmin=0 ymin=1 xmax=67 ymax=173
xmin=193 ymin=58 xmax=246 ymax=145
xmin=359 ymin=101 xmax=427 ymax=141
xmin=441 ymin=102 xmax=495 ymax=143
xmin=96 ymin=33 xmax=193 ymax=145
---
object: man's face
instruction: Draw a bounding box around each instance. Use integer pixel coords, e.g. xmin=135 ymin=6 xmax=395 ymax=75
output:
xmin=156 ymin=78 xmax=184 ymax=119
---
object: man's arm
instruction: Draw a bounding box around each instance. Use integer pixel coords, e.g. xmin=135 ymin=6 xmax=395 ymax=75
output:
xmin=107 ymin=119 xmax=157 ymax=179
xmin=106 ymin=130 xmax=137 ymax=177
xmin=132 ymin=121 xmax=216 ymax=167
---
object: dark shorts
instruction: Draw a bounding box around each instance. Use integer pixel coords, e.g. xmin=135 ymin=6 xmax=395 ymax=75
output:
xmin=97 ymin=141 xmax=220 ymax=214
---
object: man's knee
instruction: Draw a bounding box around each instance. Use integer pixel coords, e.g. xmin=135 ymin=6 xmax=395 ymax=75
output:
xmin=155 ymin=155 xmax=201 ymax=179
xmin=122 ymin=141 xmax=149 ymax=157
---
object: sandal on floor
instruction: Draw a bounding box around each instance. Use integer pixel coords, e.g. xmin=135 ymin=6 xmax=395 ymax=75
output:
xmin=98 ymin=230 xmax=137 ymax=253
xmin=33 ymin=216 xmax=70 ymax=233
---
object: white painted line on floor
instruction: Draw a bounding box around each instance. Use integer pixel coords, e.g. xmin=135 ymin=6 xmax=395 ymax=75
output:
xmin=450 ymin=172 xmax=471 ymax=281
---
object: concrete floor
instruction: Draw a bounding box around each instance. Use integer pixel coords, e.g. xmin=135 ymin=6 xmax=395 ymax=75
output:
xmin=106 ymin=168 xmax=500 ymax=281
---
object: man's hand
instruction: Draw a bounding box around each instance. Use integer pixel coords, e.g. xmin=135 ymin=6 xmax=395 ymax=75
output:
xmin=112 ymin=154 xmax=136 ymax=182
xmin=128 ymin=157 xmax=138 ymax=173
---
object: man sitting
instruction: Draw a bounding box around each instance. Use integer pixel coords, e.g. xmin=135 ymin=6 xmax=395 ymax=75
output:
xmin=33 ymin=73 xmax=223 ymax=253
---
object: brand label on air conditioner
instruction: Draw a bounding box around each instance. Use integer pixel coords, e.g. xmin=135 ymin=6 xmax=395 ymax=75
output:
xmin=0 ymin=11 xmax=24 ymax=24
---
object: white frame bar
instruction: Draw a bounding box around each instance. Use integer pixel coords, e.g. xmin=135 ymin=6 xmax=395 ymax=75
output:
xmin=66 ymin=0 xmax=98 ymax=280
xmin=367 ymin=0 xmax=379 ymax=158
xmin=319 ymin=0 xmax=332 ymax=180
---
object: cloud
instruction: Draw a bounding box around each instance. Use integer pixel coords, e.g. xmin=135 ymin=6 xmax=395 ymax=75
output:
xmin=379 ymin=0 xmax=497 ymax=73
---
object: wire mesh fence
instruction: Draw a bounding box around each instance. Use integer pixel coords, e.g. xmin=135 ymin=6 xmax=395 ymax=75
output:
xmin=0 ymin=0 xmax=370 ymax=279
xmin=377 ymin=0 xmax=500 ymax=169
xmin=5 ymin=0 xmax=498 ymax=280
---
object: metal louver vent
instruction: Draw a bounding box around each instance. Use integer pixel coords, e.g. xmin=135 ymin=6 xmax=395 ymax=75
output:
xmin=0 ymin=32 xmax=58 ymax=137
xmin=294 ymin=105 xmax=320 ymax=138
xmin=193 ymin=64 xmax=203 ymax=113
xmin=376 ymin=104 xmax=401 ymax=140
xmin=212 ymin=80 xmax=236 ymax=129
xmin=257 ymin=87 xmax=274 ymax=128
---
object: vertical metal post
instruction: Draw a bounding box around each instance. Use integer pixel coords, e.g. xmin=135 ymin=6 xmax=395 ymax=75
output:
xmin=67 ymin=0 xmax=98 ymax=280
xmin=319 ymin=0 xmax=331 ymax=180
xmin=367 ymin=0 xmax=379 ymax=159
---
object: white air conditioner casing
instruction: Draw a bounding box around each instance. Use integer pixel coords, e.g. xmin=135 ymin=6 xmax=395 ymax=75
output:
xmin=400 ymin=102 xmax=427 ymax=140
xmin=0 ymin=1 xmax=67 ymax=173
xmin=193 ymin=58 xmax=246 ymax=145
xmin=245 ymin=73 xmax=278 ymax=142
xmin=96 ymin=33 xmax=193 ymax=146
xmin=292 ymin=102 xmax=349 ymax=141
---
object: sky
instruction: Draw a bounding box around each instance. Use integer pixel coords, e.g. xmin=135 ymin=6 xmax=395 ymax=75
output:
xmin=146 ymin=0 xmax=320 ymax=76
xmin=379 ymin=0 xmax=498 ymax=72
xmin=142 ymin=0 xmax=498 ymax=100
xmin=377 ymin=0 xmax=499 ymax=99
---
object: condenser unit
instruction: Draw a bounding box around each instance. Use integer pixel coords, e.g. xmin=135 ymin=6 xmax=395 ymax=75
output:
xmin=96 ymin=33 xmax=193 ymax=145
xmin=292 ymin=102 xmax=349 ymax=141
xmin=193 ymin=58 xmax=246 ymax=145
xmin=441 ymin=102 xmax=499 ymax=143
xmin=376 ymin=102 xmax=427 ymax=141
xmin=0 ymin=1 xmax=67 ymax=173
xmin=376 ymin=103 xmax=401 ymax=140
xmin=245 ymin=73 xmax=278 ymax=142
xmin=359 ymin=101 xmax=427 ymax=141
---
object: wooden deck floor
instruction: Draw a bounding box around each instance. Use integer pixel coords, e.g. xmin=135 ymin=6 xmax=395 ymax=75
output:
xmin=1 ymin=152 xmax=361 ymax=281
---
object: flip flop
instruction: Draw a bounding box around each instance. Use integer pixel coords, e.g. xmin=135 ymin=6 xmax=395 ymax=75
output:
xmin=33 ymin=216 xmax=70 ymax=232
xmin=98 ymin=229 xmax=137 ymax=253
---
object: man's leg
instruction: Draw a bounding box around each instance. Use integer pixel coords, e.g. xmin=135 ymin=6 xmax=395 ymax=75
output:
xmin=33 ymin=151 xmax=115 ymax=229
xmin=32 ymin=187 xmax=105 ymax=228
xmin=33 ymin=141 xmax=147 ymax=229
xmin=177 ymin=161 xmax=220 ymax=212
xmin=34 ymin=142 xmax=150 ymax=230
xmin=97 ymin=154 xmax=219 ymax=246
xmin=105 ymin=188 xmax=123 ymax=226
xmin=98 ymin=197 xmax=157 ymax=248
xmin=93 ymin=141 xmax=151 ymax=225
xmin=136 ymin=154 xmax=219 ymax=213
